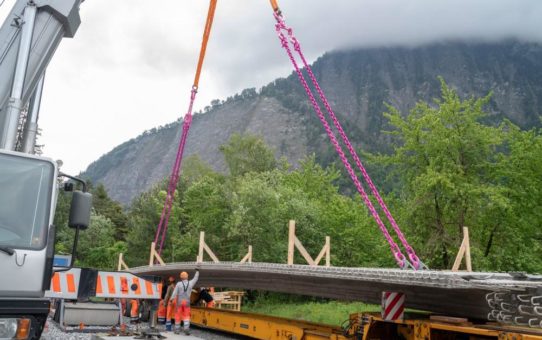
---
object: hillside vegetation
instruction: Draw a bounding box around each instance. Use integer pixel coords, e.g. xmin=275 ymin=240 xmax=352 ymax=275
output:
xmin=84 ymin=41 xmax=542 ymax=205
xmin=56 ymin=81 xmax=542 ymax=273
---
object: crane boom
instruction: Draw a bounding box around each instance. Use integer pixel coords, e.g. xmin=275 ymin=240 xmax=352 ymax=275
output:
xmin=0 ymin=0 xmax=81 ymax=149
xmin=0 ymin=2 xmax=86 ymax=339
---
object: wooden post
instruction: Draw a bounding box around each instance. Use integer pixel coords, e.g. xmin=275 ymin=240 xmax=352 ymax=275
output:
xmin=117 ymin=253 xmax=129 ymax=271
xmin=149 ymin=242 xmax=165 ymax=267
xmin=287 ymin=220 xmax=295 ymax=265
xmin=452 ymin=227 xmax=472 ymax=272
xmin=287 ymin=220 xmax=331 ymax=267
xmin=240 ymin=245 xmax=252 ymax=264
xmin=325 ymin=236 xmax=330 ymax=267
xmin=197 ymin=231 xmax=205 ymax=263
xmin=197 ymin=231 xmax=220 ymax=263
xmin=314 ymin=236 xmax=331 ymax=267
xmin=464 ymin=227 xmax=472 ymax=272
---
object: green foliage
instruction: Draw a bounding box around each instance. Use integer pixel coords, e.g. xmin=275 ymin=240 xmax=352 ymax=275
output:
xmin=219 ymin=133 xmax=277 ymax=176
xmin=479 ymin=122 xmax=542 ymax=272
xmin=55 ymin=93 xmax=541 ymax=274
xmin=369 ymin=79 xmax=542 ymax=271
xmin=125 ymin=185 xmax=170 ymax=266
xmin=76 ymin=213 xmax=126 ymax=269
xmin=117 ymin=134 xmax=390 ymax=268
xmin=91 ymin=184 xmax=128 ymax=240
xmin=244 ymin=298 xmax=379 ymax=325
xmin=53 ymin=183 xmax=128 ymax=270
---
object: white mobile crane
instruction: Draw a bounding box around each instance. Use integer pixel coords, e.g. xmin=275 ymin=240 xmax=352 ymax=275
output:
xmin=0 ymin=1 xmax=92 ymax=339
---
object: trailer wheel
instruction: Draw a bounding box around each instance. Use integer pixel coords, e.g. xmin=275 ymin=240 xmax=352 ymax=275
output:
xmin=140 ymin=301 xmax=151 ymax=322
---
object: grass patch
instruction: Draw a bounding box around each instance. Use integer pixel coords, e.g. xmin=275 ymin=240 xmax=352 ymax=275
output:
xmin=243 ymin=300 xmax=379 ymax=326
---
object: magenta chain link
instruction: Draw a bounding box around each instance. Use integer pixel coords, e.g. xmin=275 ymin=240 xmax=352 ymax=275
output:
xmin=275 ymin=15 xmax=423 ymax=270
xmin=154 ymin=89 xmax=197 ymax=255
xmin=158 ymin=113 xmax=192 ymax=253
xmin=273 ymin=18 xmax=408 ymax=269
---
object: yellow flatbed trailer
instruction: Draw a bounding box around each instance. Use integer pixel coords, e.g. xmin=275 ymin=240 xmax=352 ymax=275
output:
xmin=191 ymin=307 xmax=542 ymax=340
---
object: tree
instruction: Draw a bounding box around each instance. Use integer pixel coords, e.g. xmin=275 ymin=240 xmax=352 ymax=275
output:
xmin=369 ymin=78 xmax=542 ymax=271
xmin=483 ymin=123 xmax=542 ymax=272
xmin=219 ymin=133 xmax=277 ymax=177
xmin=76 ymin=213 xmax=123 ymax=269
xmin=125 ymin=185 xmax=174 ymax=266
xmin=91 ymin=184 xmax=128 ymax=241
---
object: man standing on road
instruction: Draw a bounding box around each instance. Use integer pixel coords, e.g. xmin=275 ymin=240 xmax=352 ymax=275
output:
xmin=170 ymin=269 xmax=200 ymax=335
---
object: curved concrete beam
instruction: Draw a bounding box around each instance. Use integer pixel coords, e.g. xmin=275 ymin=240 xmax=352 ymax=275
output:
xmin=130 ymin=262 xmax=542 ymax=321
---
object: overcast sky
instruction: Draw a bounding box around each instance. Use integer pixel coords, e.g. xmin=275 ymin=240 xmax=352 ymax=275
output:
xmin=1 ymin=0 xmax=542 ymax=174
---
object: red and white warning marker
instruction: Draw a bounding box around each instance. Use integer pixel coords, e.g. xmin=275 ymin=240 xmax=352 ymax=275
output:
xmin=382 ymin=291 xmax=405 ymax=321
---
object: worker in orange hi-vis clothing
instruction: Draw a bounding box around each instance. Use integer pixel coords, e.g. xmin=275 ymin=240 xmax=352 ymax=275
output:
xmin=170 ymin=269 xmax=199 ymax=335
xmin=157 ymin=299 xmax=166 ymax=324
xmin=163 ymin=276 xmax=176 ymax=331
xmin=129 ymin=299 xmax=139 ymax=324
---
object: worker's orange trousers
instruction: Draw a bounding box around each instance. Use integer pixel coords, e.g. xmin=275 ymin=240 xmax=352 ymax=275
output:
xmin=166 ymin=300 xmax=176 ymax=320
xmin=157 ymin=300 xmax=166 ymax=323
xmin=174 ymin=300 xmax=191 ymax=326
xmin=130 ymin=299 xmax=139 ymax=323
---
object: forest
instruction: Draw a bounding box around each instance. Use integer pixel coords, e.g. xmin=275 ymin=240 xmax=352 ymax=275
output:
xmin=54 ymin=80 xmax=542 ymax=274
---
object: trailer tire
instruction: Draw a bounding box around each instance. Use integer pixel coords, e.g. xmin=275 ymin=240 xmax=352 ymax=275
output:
xmin=140 ymin=301 xmax=151 ymax=322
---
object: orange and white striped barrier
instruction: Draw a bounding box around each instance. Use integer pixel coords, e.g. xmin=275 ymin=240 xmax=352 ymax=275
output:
xmin=96 ymin=272 xmax=162 ymax=299
xmin=45 ymin=268 xmax=81 ymax=299
xmin=45 ymin=269 xmax=161 ymax=300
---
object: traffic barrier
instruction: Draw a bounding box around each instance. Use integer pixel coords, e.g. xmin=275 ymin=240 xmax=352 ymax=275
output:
xmin=382 ymin=292 xmax=405 ymax=321
xmin=45 ymin=268 xmax=161 ymax=300
xmin=45 ymin=268 xmax=81 ymax=299
xmin=95 ymin=272 xmax=162 ymax=299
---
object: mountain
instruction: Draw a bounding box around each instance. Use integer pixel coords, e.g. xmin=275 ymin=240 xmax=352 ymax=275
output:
xmin=84 ymin=41 xmax=542 ymax=205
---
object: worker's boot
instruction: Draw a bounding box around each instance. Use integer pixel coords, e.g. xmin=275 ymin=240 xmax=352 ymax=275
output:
xmin=184 ymin=328 xmax=191 ymax=336
xmin=174 ymin=325 xmax=181 ymax=335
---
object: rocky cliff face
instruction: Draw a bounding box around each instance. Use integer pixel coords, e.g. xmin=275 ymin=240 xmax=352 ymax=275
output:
xmin=85 ymin=95 xmax=308 ymax=204
xmin=84 ymin=41 xmax=542 ymax=204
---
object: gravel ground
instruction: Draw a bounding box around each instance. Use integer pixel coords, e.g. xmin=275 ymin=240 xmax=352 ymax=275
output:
xmin=41 ymin=319 xmax=96 ymax=340
xmin=41 ymin=318 xmax=247 ymax=340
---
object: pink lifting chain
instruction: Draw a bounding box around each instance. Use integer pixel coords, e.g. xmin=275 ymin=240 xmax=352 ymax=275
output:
xmin=273 ymin=11 xmax=425 ymax=270
xmin=154 ymin=88 xmax=197 ymax=255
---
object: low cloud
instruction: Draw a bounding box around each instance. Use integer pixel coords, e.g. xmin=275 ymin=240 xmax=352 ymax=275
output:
xmin=1 ymin=0 xmax=541 ymax=173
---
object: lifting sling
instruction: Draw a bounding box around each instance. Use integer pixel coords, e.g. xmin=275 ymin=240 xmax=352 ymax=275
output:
xmin=269 ymin=1 xmax=425 ymax=270
xmin=154 ymin=0 xmax=218 ymax=256
xmin=154 ymin=0 xmax=424 ymax=269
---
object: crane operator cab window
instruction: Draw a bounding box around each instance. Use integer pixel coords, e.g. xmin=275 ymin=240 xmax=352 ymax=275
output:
xmin=0 ymin=152 xmax=54 ymax=250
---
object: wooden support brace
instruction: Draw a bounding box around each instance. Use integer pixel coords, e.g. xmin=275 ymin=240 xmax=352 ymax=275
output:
xmin=294 ymin=236 xmax=316 ymax=266
xmin=287 ymin=220 xmax=331 ymax=267
xmin=197 ymin=231 xmax=205 ymax=263
xmin=314 ymin=236 xmax=331 ymax=267
xmin=326 ymin=236 xmax=330 ymax=267
xmin=117 ymin=253 xmax=129 ymax=271
xmin=287 ymin=220 xmax=296 ymax=265
xmin=149 ymin=242 xmax=165 ymax=267
xmin=197 ymin=231 xmax=220 ymax=263
xmin=240 ymin=245 xmax=252 ymax=264
xmin=203 ymin=242 xmax=220 ymax=263
xmin=452 ymin=227 xmax=472 ymax=272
